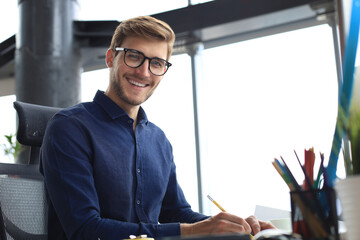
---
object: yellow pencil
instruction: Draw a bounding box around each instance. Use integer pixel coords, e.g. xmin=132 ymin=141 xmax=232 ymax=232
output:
xmin=207 ymin=195 xmax=226 ymax=212
xmin=207 ymin=195 xmax=255 ymax=240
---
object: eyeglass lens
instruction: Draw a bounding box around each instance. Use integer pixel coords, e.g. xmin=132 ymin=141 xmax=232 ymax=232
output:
xmin=124 ymin=50 xmax=168 ymax=76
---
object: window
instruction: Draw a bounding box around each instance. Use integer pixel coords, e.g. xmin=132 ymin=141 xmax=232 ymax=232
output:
xmin=0 ymin=2 xmax=17 ymax=42
xmin=75 ymin=0 xmax=214 ymax=21
xmin=0 ymin=95 xmax=17 ymax=163
xmin=199 ymin=24 xmax=339 ymax=216
xmin=75 ymin=0 xmax=188 ymax=21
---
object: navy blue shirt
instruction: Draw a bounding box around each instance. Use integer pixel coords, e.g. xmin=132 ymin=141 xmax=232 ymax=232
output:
xmin=40 ymin=91 xmax=208 ymax=240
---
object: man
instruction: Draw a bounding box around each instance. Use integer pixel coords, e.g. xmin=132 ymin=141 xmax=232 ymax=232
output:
xmin=41 ymin=16 xmax=274 ymax=240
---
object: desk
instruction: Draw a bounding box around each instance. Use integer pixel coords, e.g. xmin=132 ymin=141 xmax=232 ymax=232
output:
xmin=159 ymin=234 xmax=252 ymax=240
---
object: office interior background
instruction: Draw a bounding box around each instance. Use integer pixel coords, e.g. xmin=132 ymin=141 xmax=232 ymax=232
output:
xmin=0 ymin=0 xmax=359 ymax=218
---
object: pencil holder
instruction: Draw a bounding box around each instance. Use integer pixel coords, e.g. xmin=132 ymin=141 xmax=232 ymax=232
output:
xmin=290 ymin=187 xmax=339 ymax=240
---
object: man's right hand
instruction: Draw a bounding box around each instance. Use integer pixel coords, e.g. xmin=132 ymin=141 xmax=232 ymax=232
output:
xmin=181 ymin=212 xmax=261 ymax=236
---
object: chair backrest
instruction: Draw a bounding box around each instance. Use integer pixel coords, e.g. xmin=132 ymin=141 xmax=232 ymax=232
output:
xmin=0 ymin=101 xmax=62 ymax=240
xmin=13 ymin=101 xmax=62 ymax=164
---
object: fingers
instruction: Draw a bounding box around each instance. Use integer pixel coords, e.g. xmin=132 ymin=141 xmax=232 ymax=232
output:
xmin=245 ymin=215 xmax=261 ymax=235
xmin=245 ymin=215 xmax=277 ymax=235
xmin=183 ymin=212 xmax=274 ymax=237
xmin=213 ymin=212 xmax=252 ymax=233
xmin=259 ymin=220 xmax=277 ymax=230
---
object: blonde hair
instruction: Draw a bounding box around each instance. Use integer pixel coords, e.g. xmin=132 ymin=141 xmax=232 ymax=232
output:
xmin=109 ymin=16 xmax=175 ymax=60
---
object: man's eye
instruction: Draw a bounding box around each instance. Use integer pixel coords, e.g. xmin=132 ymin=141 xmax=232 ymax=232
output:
xmin=151 ymin=59 xmax=165 ymax=69
xmin=128 ymin=53 xmax=141 ymax=60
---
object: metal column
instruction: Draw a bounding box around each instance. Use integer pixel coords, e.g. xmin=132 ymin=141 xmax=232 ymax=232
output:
xmin=188 ymin=43 xmax=206 ymax=214
xmin=328 ymin=12 xmax=344 ymax=92
xmin=15 ymin=0 xmax=81 ymax=107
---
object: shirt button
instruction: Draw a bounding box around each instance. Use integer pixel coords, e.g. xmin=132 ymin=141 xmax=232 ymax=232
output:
xmin=136 ymin=200 xmax=141 ymax=205
xmin=137 ymin=168 xmax=141 ymax=173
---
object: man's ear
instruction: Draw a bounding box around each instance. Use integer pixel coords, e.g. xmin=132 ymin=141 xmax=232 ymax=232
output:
xmin=106 ymin=48 xmax=114 ymax=68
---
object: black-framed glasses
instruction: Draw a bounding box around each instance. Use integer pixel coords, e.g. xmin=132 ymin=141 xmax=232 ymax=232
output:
xmin=115 ymin=47 xmax=172 ymax=76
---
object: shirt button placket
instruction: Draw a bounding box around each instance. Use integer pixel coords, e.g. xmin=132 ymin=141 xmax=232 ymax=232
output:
xmin=134 ymin=134 xmax=144 ymax=219
xmin=136 ymin=168 xmax=141 ymax=207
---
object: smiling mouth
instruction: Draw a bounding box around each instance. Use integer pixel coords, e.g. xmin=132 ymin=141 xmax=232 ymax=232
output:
xmin=129 ymin=79 xmax=147 ymax=88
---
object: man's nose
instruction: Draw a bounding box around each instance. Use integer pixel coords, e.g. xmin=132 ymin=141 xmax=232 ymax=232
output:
xmin=135 ymin=59 xmax=151 ymax=77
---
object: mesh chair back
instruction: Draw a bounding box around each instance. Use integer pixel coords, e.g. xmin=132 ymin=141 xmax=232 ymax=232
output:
xmin=0 ymin=175 xmax=47 ymax=240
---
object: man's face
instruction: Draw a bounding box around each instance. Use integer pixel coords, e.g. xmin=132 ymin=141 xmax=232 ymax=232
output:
xmin=106 ymin=36 xmax=168 ymax=109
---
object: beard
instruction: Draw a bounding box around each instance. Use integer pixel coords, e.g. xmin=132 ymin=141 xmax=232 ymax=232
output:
xmin=111 ymin=73 xmax=154 ymax=106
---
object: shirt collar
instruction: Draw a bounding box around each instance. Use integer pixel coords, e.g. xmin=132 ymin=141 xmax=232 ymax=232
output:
xmin=93 ymin=90 xmax=148 ymax=125
xmin=137 ymin=107 xmax=148 ymax=125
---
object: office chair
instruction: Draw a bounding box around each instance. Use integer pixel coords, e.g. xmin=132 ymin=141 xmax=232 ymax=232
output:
xmin=0 ymin=101 xmax=61 ymax=240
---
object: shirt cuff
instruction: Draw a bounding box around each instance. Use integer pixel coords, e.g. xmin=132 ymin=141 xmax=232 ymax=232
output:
xmin=156 ymin=222 xmax=181 ymax=238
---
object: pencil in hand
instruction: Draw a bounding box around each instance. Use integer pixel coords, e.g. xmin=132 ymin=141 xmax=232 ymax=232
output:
xmin=207 ymin=195 xmax=255 ymax=239
xmin=207 ymin=195 xmax=226 ymax=212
